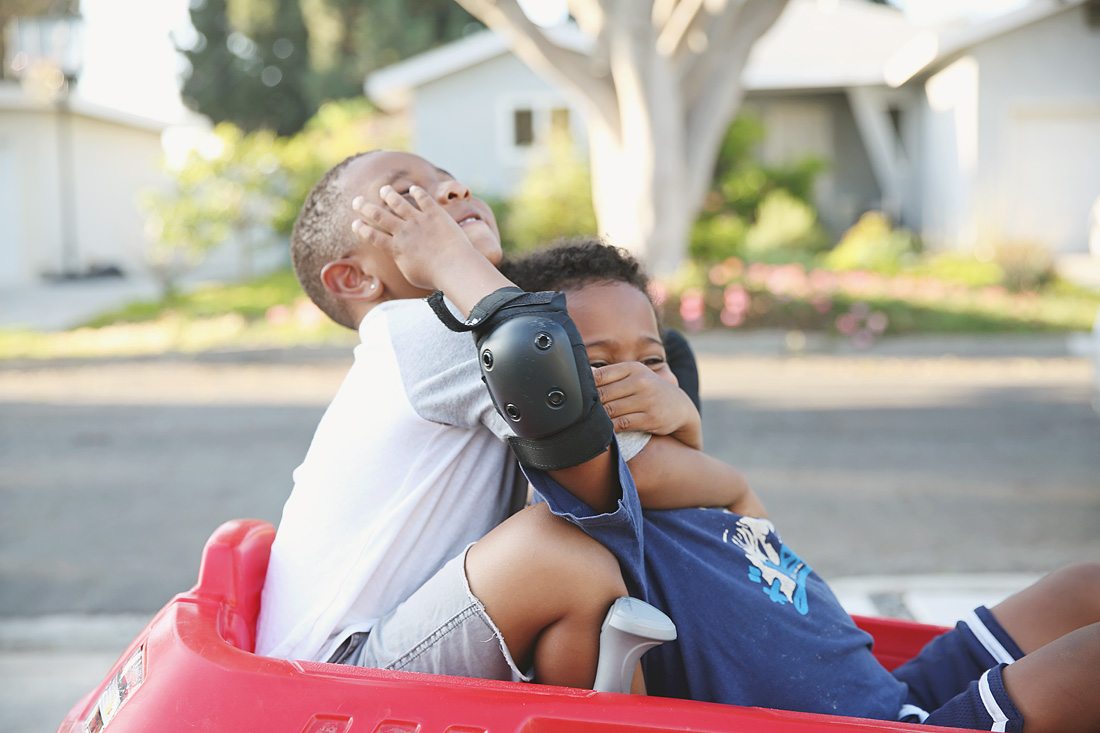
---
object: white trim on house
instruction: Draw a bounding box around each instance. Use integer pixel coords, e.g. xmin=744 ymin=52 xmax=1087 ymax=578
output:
xmin=885 ymin=0 xmax=1089 ymax=86
xmin=366 ymin=25 xmax=591 ymax=112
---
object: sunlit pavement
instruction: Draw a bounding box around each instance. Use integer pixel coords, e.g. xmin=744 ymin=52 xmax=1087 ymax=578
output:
xmin=1 ymin=336 xmax=1096 ymax=731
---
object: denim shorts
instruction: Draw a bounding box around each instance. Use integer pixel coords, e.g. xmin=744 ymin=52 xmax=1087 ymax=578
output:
xmin=327 ymin=545 xmax=531 ymax=683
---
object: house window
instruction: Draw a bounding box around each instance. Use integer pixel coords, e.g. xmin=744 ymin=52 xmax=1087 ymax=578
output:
xmin=550 ymin=107 xmax=571 ymax=138
xmin=502 ymin=100 xmax=575 ymax=160
xmin=513 ymin=108 xmax=534 ymax=147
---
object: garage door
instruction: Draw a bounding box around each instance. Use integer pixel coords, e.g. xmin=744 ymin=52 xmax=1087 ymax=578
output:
xmin=1003 ymin=105 xmax=1100 ymax=253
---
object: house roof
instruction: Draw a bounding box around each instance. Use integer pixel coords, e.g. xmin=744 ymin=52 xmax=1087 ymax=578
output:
xmin=366 ymin=0 xmax=922 ymax=110
xmin=0 ymin=81 xmax=179 ymax=132
xmin=884 ymin=0 xmax=1088 ymax=87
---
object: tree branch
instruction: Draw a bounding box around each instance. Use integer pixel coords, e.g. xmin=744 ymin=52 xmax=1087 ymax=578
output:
xmin=680 ymin=0 xmax=745 ymax=100
xmin=453 ymin=0 xmax=619 ymax=129
xmin=684 ymin=0 xmax=788 ymax=205
xmin=655 ymin=0 xmax=705 ymax=57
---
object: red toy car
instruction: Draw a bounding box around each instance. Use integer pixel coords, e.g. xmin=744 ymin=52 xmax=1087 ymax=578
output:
xmin=59 ymin=519 xmax=958 ymax=733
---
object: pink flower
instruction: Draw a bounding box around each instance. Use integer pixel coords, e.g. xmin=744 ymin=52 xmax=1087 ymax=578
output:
xmin=867 ymin=311 xmax=889 ymax=333
xmin=679 ymin=289 xmax=706 ymax=330
xmin=266 ymin=304 xmax=291 ymax=326
xmin=720 ymin=308 xmax=745 ymax=328
xmin=836 ymin=313 xmax=859 ymax=335
xmin=723 ymin=284 xmax=751 ymax=314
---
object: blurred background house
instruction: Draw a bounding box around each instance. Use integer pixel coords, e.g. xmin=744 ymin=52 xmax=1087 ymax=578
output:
xmin=0 ymin=83 xmax=171 ymax=290
xmin=367 ymin=0 xmax=1100 ymax=260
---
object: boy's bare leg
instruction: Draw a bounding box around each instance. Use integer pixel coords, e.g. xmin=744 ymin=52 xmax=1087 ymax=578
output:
xmin=1001 ymin=623 xmax=1100 ymax=733
xmin=990 ymin=563 xmax=1100 ymax=653
xmin=465 ymin=503 xmax=629 ymax=689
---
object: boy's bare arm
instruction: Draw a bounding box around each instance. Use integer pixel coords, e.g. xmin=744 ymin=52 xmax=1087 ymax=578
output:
xmin=628 ymin=437 xmax=767 ymax=517
xmin=354 ymin=185 xmax=620 ymax=512
xmin=592 ymin=362 xmax=764 ymax=515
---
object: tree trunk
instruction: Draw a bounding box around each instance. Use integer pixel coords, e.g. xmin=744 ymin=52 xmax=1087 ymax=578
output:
xmin=452 ymin=0 xmax=789 ymax=276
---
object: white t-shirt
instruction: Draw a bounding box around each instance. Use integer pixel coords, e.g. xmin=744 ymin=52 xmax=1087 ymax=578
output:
xmin=255 ymin=298 xmax=648 ymax=662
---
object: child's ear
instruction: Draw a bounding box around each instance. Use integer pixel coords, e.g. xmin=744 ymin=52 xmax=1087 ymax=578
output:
xmin=320 ymin=258 xmax=384 ymax=303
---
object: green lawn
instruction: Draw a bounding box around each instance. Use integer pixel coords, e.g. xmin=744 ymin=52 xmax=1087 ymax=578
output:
xmin=0 ymin=270 xmax=354 ymax=361
xmin=1 ymin=266 xmax=1097 ymax=361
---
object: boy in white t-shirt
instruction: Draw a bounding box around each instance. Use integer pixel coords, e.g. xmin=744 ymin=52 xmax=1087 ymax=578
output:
xmin=258 ymin=150 xmax=756 ymax=689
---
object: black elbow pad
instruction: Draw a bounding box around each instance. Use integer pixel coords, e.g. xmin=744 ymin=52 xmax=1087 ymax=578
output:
xmin=429 ymin=288 xmax=614 ymax=471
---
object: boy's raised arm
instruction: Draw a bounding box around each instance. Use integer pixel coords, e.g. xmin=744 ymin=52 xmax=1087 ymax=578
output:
xmin=354 ymin=184 xmax=622 ymax=512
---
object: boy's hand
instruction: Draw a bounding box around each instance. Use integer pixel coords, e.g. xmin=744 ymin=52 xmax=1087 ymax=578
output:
xmin=593 ymin=362 xmax=703 ymax=450
xmin=352 ymin=185 xmax=474 ymax=291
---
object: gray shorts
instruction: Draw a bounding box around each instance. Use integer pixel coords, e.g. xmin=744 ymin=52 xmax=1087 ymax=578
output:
xmin=327 ymin=545 xmax=531 ymax=683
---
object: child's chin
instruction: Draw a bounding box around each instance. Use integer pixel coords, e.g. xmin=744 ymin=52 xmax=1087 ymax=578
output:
xmin=470 ymin=232 xmax=503 ymax=263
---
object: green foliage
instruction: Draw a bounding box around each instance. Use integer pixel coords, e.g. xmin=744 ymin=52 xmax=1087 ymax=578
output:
xmin=502 ymin=133 xmax=597 ymax=253
xmin=303 ymin=0 xmax=481 ymax=99
xmin=142 ymin=100 xmax=401 ymax=294
xmin=276 ymin=97 xmax=407 ymax=234
xmin=909 ymin=252 xmax=1004 ymax=288
xmin=181 ymin=0 xmax=316 ymax=136
xmin=83 ymin=269 xmax=304 ymax=327
xmin=824 ymin=211 xmax=920 ymax=273
xmin=743 ymin=190 xmax=829 ymax=263
xmin=142 ymin=123 xmax=293 ymax=294
xmin=693 ymin=114 xmax=828 ymax=263
xmin=690 ymin=214 xmax=748 ymax=263
xmin=180 ymin=0 xmax=481 ymax=134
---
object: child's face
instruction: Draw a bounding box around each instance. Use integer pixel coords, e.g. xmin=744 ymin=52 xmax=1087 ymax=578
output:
xmin=343 ymin=151 xmax=503 ymax=293
xmin=565 ymin=281 xmax=676 ymax=384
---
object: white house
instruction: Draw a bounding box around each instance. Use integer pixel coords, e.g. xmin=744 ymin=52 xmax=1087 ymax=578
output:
xmin=888 ymin=0 xmax=1100 ymax=254
xmin=0 ymin=81 xmax=169 ymax=289
xmin=366 ymin=0 xmax=1100 ymax=256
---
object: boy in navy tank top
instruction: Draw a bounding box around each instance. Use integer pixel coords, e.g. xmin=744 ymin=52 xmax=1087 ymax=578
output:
xmin=503 ymin=240 xmax=1100 ymax=732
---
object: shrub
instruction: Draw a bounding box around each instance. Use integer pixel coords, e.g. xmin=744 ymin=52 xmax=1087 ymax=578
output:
xmin=689 ymin=114 xmax=828 ymax=266
xmin=743 ymin=190 xmax=829 ymax=263
xmin=502 ymin=132 xmax=597 ymax=253
xmin=992 ymin=241 xmax=1054 ymax=292
xmin=824 ymin=212 xmax=920 ymax=274
xmin=690 ymin=213 xmax=748 ymax=263
xmin=141 ymin=101 xmax=404 ymax=295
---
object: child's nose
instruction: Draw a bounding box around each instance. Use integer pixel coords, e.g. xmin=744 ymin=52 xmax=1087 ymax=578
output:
xmin=436 ymin=180 xmax=471 ymax=202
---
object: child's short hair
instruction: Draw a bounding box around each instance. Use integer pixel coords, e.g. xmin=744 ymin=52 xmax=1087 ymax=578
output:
xmin=290 ymin=151 xmax=372 ymax=330
xmin=501 ymin=237 xmax=650 ymax=296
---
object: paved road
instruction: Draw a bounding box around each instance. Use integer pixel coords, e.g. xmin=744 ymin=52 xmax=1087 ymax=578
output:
xmin=2 ymin=339 xmax=1099 ymax=730
xmin=2 ymin=342 xmax=1098 ymax=618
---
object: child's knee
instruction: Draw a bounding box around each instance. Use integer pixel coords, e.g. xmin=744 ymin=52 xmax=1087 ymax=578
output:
xmin=1044 ymin=563 xmax=1100 ymax=613
xmin=467 ymin=504 xmax=626 ymax=606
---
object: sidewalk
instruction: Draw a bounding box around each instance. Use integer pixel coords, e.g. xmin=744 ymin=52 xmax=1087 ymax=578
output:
xmin=0 ymin=575 xmax=1039 ymax=733
xmin=0 ymin=277 xmax=162 ymax=332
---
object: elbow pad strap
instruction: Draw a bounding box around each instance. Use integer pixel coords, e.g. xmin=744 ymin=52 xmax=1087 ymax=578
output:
xmin=429 ymin=287 xmax=614 ymax=471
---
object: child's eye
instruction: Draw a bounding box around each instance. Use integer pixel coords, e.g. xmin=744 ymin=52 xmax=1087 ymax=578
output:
xmin=589 ymin=360 xmax=609 ymax=369
xmin=643 ymin=357 xmax=667 ymax=369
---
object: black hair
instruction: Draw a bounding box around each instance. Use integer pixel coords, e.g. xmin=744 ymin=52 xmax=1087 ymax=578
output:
xmin=500 ymin=237 xmax=650 ymax=296
xmin=289 ymin=150 xmax=374 ymax=330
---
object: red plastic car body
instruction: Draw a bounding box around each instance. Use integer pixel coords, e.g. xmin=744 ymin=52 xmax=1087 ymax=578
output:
xmin=59 ymin=519 xmax=962 ymax=733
